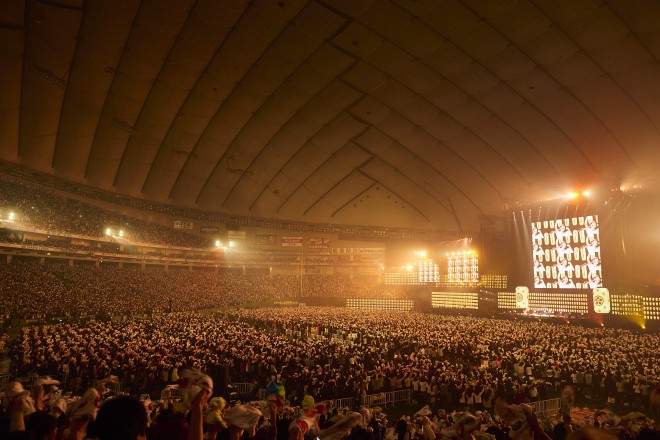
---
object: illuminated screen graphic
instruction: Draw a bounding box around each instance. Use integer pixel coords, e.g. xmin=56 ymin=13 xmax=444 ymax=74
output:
xmin=447 ymin=251 xmax=479 ymax=285
xmin=531 ymin=215 xmax=601 ymax=289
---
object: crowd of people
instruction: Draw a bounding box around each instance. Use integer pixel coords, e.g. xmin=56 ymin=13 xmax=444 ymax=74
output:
xmin=2 ymin=308 xmax=658 ymax=439
xmin=1 ymin=177 xmax=658 ymax=440
xmin=0 ymin=231 xmax=381 ymax=268
xmin=7 ymin=308 xmax=660 ymax=409
xmin=0 ymin=178 xmax=211 ymax=248
xmin=0 ymin=261 xmax=408 ymax=319
xmin=1 ymin=177 xmax=385 ymax=269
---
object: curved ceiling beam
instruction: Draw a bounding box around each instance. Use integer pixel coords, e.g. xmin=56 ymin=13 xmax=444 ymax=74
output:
xmin=273 ymin=128 xmax=370 ymax=214
xmin=320 ymin=1 xmax=554 ymax=186
xmin=382 ymin=0 xmax=601 ymax=177
xmin=345 ymin=88 xmax=502 ymax=203
xmin=142 ymin=2 xmax=253 ymax=197
xmin=219 ymin=75 xmax=361 ymax=209
xmin=330 ymin=181 xmax=376 ymax=218
xmin=112 ymin=0 xmax=203 ymax=189
xmin=473 ymin=0 xmax=644 ymax=172
xmin=83 ymin=0 xmax=151 ymax=180
xmin=334 ymin=57 xmax=534 ymax=190
xmin=170 ymin=2 xmax=310 ymax=205
xmin=302 ymin=155 xmax=374 ymax=216
xmin=356 ymin=169 xmax=431 ymax=223
xmin=246 ymin=109 xmax=365 ymax=212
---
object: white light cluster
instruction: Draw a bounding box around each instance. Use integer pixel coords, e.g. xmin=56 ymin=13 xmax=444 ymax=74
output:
xmin=611 ymin=294 xmax=644 ymax=316
xmin=418 ymin=260 xmax=439 ymax=283
xmin=447 ymin=250 xmax=478 ymax=285
xmin=1 ymin=211 xmax=17 ymax=222
xmin=383 ymin=271 xmax=424 ymax=285
xmin=104 ymin=228 xmax=124 ymax=238
xmin=346 ymin=299 xmax=414 ymax=311
xmin=481 ymin=275 xmax=508 ymax=289
xmin=642 ymin=296 xmax=660 ymax=321
xmin=528 ymin=292 xmax=588 ymax=314
xmin=431 ymin=291 xmax=478 ymax=309
xmin=215 ymin=240 xmax=235 ymax=249
xmin=498 ymin=292 xmax=517 ymax=309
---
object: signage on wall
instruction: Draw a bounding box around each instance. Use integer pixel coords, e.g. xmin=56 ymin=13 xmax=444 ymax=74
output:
xmin=256 ymin=235 xmax=276 ymax=246
xmin=308 ymin=238 xmax=329 ymax=249
xmin=282 ymin=236 xmax=303 ymax=247
xmin=227 ymin=230 xmax=246 ymax=239
xmin=174 ymin=221 xmax=193 ymax=230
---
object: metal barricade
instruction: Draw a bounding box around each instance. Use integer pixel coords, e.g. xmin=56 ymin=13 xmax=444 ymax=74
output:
xmin=364 ymin=392 xmax=388 ymax=407
xmin=234 ymin=382 xmax=257 ymax=394
xmin=93 ymin=379 xmax=123 ymax=395
xmin=67 ymin=376 xmax=82 ymax=392
xmin=231 ymin=382 xmax=265 ymax=399
xmin=168 ymin=388 xmax=183 ymax=399
xmin=15 ymin=376 xmax=37 ymax=388
xmin=360 ymin=389 xmax=413 ymax=408
xmin=333 ymin=397 xmax=356 ymax=409
xmin=0 ymin=373 xmax=9 ymax=389
xmin=532 ymin=398 xmax=560 ymax=415
xmin=388 ymin=389 xmax=413 ymax=406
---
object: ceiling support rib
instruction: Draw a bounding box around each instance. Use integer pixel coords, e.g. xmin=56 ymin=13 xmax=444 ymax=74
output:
xmin=302 ymin=155 xmax=375 ymax=216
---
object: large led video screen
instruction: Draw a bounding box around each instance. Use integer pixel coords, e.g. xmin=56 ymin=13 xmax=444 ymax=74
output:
xmin=447 ymin=251 xmax=479 ymax=286
xmin=531 ymin=215 xmax=601 ymax=289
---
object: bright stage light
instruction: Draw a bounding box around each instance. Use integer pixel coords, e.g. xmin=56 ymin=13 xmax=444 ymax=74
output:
xmin=8 ymin=212 xmax=15 ymax=220
xmin=567 ymin=192 xmax=578 ymax=199
xmin=229 ymin=241 xmax=234 ymax=248
xmin=406 ymin=265 xmax=413 ymax=272
xmin=582 ymin=190 xmax=591 ymax=197
xmin=105 ymin=228 xmax=111 ymax=236
xmin=215 ymin=240 xmax=221 ymax=247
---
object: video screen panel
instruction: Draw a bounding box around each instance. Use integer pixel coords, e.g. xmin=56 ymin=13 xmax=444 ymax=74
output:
xmin=531 ymin=215 xmax=601 ymax=289
xmin=447 ymin=251 xmax=479 ymax=285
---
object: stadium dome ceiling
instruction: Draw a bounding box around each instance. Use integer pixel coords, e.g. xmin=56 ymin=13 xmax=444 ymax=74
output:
xmin=1 ymin=0 xmax=660 ymax=233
